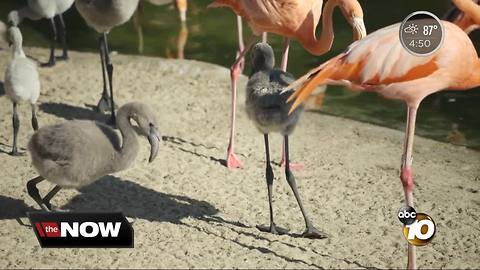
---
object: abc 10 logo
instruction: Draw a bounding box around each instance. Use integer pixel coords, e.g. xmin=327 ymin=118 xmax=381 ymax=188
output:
xmin=397 ymin=206 xmax=435 ymax=246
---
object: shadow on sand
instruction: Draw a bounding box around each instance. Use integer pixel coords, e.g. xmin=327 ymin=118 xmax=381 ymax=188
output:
xmin=39 ymin=102 xmax=108 ymax=122
xmin=0 ymin=195 xmax=36 ymax=226
xmin=61 ymin=176 xmax=219 ymax=224
xmin=0 ymin=81 xmax=4 ymax=96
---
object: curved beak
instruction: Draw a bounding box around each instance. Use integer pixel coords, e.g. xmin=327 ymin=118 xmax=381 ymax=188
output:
xmin=352 ymin=17 xmax=367 ymax=40
xmin=148 ymin=125 xmax=161 ymax=163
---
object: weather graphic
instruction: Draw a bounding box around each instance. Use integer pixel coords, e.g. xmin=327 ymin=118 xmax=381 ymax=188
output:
xmin=404 ymin=23 xmax=419 ymax=34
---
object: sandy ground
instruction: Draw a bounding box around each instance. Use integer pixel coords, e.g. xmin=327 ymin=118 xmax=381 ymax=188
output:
xmin=0 ymin=47 xmax=479 ymax=269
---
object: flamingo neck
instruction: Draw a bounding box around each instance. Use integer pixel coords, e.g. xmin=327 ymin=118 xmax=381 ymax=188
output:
xmin=114 ymin=110 xmax=140 ymax=172
xmin=12 ymin=46 xmax=25 ymax=58
xmin=303 ymin=0 xmax=339 ymax=56
xmin=452 ymin=0 xmax=480 ymax=25
xmin=11 ymin=40 xmax=25 ymax=58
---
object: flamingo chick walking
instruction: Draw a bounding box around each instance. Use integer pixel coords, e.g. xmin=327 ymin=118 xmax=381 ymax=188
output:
xmin=75 ymin=0 xmax=140 ymax=125
xmin=286 ymin=18 xmax=480 ymax=269
xmin=8 ymin=0 xmax=74 ymax=67
xmin=209 ymin=0 xmax=366 ymax=168
xmin=4 ymin=27 xmax=40 ymax=156
xmin=26 ymin=102 xmax=161 ymax=211
xmin=246 ymin=43 xmax=325 ymax=239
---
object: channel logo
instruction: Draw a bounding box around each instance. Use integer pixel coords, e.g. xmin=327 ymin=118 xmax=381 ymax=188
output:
xmin=397 ymin=206 xmax=435 ymax=246
xmin=28 ymin=212 xmax=134 ymax=248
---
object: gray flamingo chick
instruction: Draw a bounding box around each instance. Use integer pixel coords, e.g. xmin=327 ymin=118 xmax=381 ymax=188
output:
xmin=4 ymin=26 xmax=40 ymax=156
xmin=246 ymin=42 xmax=325 ymax=239
xmin=75 ymin=0 xmax=140 ymax=124
xmin=26 ymin=102 xmax=161 ymax=211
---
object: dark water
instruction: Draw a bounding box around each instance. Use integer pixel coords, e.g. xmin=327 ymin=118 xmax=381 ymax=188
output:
xmin=1 ymin=0 xmax=479 ymax=149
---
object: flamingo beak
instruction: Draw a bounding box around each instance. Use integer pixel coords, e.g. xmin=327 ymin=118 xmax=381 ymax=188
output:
xmin=352 ymin=17 xmax=367 ymax=40
xmin=148 ymin=125 xmax=161 ymax=163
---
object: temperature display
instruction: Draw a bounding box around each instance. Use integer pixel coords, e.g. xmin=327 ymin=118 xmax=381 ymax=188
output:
xmin=399 ymin=11 xmax=444 ymax=56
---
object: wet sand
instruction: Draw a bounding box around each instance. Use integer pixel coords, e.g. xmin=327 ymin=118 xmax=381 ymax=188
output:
xmin=0 ymin=48 xmax=479 ymax=268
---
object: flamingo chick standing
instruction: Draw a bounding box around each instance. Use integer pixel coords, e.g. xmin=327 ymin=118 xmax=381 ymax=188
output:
xmin=75 ymin=0 xmax=140 ymax=125
xmin=246 ymin=42 xmax=325 ymax=238
xmin=7 ymin=0 xmax=75 ymax=67
xmin=4 ymin=26 xmax=40 ymax=156
xmin=285 ymin=18 xmax=480 ymax=269
xmin=26 ymin=102 xmax=161 ymax=211
xmin=208 ymin=0 xmax=366 ymax=169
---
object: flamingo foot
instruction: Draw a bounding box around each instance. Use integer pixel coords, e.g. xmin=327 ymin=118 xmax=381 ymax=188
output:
xmin=301 ymin=225 xmax=328 ymax=239
xmin=226 ymin=150 xmax=243 ymax=169
xmin=9 ymin=150 xmax=25 ymax=156
xmin=256 ymin=224 xmax=289 ymax=235
xmin=280 ymin=160 xmax=304 ymax=171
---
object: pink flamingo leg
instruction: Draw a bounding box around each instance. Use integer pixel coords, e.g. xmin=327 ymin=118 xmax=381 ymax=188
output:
xmin=400 ymin=106 xmax=418 ymax=270
xmin=236 ymin=16 xmax=245 ymax=73
xmin=262 ymin=32 xmax=268 ymax=43
xmin=280 ymin=38 xmax=290 ymax=72
xmin=279 ymin=38 xmax=304 ymax=170
xmin=226 ymin=35 xmax=259 ymax=169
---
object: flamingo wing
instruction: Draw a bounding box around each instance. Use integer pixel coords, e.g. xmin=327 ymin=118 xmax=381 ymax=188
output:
xmin=287 ymin=21 xmax=472 ymax=112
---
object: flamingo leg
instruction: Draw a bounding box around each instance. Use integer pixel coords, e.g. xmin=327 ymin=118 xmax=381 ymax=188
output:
xmin=31 ymin=104 xmax=38 ymax=131
xmin=42 ymin=185 xmax=62 ymax=211
xmin=236 ymin=16 xmax=245 ymax=72
xmin=102 ymin=33 xmax=116 ymax=125
xmin=256 ymin=134 xmax=288 ymax=235
xmin=226 ymin=35 xmax=258 ymax=168
xmin=26 ymin=176 xmax=50 ymax=211
xmin=177 ymin=23 xmax=188 ymax=59
xmin=10 ymin=102 xmax=21 ymax=156
xmin=284 ymin=136 xmax=326 ymax=239
xmin=176 ymin=0 xmax=187 ymax=22
xmin=96 ymin=35 xmax=110 ymax=114
xmin=401 ymin=106 xmax=418 ymax=270
xmin=280 ymin=38 xmax=290 ymax=72
xmin=56 ymin=13 xmax=69 ymax=60
xmin=279 ymin=38 xmax=304 ymax=170
xmin=42 ymin=18 xmax=57 ymax=67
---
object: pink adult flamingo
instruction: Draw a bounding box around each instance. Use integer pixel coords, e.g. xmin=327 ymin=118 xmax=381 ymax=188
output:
xmin=209 ymin=0 xmax=367 ymax=168
xmin=285 ymin=15 xmax=480 ymax=270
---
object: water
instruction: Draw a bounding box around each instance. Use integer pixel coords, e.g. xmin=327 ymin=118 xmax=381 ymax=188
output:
xmin=1 ymin=0 xmax=479 ymax=149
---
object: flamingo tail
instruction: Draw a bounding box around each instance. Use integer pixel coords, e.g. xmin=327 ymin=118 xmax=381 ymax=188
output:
xmin=287 ymin=56 xmax=343 ymax=114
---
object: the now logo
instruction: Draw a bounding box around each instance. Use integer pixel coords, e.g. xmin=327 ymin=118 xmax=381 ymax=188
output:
xmin=34 ymin=222 xmax=122 ymax=238
xmin=28 ymin=212 xmax=133 ymax=248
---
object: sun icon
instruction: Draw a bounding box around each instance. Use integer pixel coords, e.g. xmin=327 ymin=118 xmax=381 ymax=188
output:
xmin=404 ymin=23 xmax=419 ymax=35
